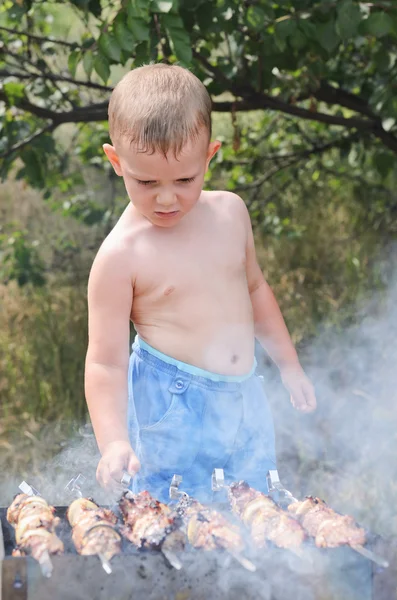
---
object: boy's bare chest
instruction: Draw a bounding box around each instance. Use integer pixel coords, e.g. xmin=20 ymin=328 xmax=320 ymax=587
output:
xmin=132 ymin=220 xmax=246 ymax=299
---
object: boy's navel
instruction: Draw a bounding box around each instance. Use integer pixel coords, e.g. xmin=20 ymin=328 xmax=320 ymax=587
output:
xmin=164 ymin=286 xmax=175 ymax=296
xmin=231 ymin=354 xmax=239 ymax=364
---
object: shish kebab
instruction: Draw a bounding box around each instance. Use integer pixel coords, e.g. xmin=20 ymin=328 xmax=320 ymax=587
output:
xmin=169 ymin=474 xmax=256 ymax=572
xmin=118 ymin=485 xmax=185 ymax=570
xmin=264 ymin=469 xmax=388 ymax=567
xmin=287 ymin=496 xmax=389 ymax=568
xmin=212 ymin=470 xmax=305 ymax=554
xmin=213 ymin=469 xmax=388 ymax=568
xmin=65 ymin=474 xmax=122 ymax=574
xmin=6 ymin=481 xmax=64 ymax=577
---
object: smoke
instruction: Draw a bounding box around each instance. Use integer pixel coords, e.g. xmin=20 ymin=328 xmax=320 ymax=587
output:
xmin=261 ymin=269 xmax=397 ymax=537
xmin=1 ymin=258 xmax=396 ymax=599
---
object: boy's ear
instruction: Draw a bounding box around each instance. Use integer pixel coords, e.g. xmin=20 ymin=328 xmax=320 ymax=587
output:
xmin=103 ymin=143 xmax=123 ymax=176
xmin=206 ymin=140 xmax=222 ymax=169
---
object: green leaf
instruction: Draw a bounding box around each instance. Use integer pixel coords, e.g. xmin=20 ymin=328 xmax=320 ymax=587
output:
xmin=373 ymin=151 xmax=396 ymax=177
xmin=316 ymin=20 xmax=340 ymax=53
xmin=83 ymin=50 xmax=94 ymax=78
xmin=151 ymin=0 xmax=174 ymax=12
xmin=68 ymin=50 xmax=81 ymax=77
xmin=127 ymin=17 xmax=150 ymax=41
xmin=274 ymin=18 xmax=297 ymax=50
xmin=98 ymin=34 xmax=122 ymax=62
xmin=128 ymin=0 xmax=150 ymax=20
xmin=363 ymin=12 xmax=393 ymax=37
xmin=134 ymin=41 xmax=150 ymax=66
xmin=245 ymin=6 xmax=266 ymax=32
xmin=3 ymin=82 xmax=25 ymax=105
xmin=94 ymin=54 xmax=111 ymax=83
xmin=114 ymin=17 xmax=136 ymax=51
xmin=336 ymin=0 xmax=362 ymax=40
xmin=162 ymin=13 xmax=192 ymax=63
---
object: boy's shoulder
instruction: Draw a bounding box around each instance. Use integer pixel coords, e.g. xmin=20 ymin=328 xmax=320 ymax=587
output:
xmin=202 ymin=189 xmax=251 ymax=222
xmin=202 ymin=189 xmax=248 ymax=212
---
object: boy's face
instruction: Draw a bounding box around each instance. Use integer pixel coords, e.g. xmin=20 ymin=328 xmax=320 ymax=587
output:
xmin=103 ymin=130 xmax=221 ymax=228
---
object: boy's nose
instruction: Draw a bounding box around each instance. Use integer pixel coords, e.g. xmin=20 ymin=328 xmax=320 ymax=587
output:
xmin=156 ymin=191 xmax=177 ymax=207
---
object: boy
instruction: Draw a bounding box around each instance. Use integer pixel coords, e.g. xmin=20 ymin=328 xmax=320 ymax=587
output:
xmin=85 ymin=63 xmax=316 ymax=503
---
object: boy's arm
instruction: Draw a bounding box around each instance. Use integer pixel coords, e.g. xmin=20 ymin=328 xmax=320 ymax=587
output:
xmin=85 ymin=242 xmax=140 ymax=490
xmin=240 ymin=198 xmax=316 ymax=412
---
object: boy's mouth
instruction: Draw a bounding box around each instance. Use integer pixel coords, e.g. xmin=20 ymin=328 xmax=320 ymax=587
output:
xmin=154 ymin=211 xmax=179 ymax=219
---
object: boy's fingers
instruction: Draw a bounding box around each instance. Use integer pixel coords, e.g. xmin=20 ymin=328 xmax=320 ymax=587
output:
xmin=127 ymin=455 xmax=141 ymax=476
xmin=290 ymin=389 xmax=307 ymax=411
xmin=303 ymin=382 xmax=317 ymax=411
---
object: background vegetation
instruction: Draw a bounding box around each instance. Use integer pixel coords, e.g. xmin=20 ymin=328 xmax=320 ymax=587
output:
xmin=1 ymin=1 xmax=397 ymax=558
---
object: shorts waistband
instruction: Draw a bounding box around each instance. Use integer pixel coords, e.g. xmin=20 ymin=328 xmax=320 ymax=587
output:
xmin=132 ymin=336 xmax=257 ymax=383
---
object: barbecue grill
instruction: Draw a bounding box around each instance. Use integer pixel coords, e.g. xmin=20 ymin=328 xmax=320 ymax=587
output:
xmin=0 ymin=471 xmax=395 ymax=600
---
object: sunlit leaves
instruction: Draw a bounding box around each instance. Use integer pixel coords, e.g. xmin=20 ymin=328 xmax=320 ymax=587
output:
xmin=98 ymin=34 xmax=122 ymax=63
xmin=82 ymin=50 xmax=94 ymax=78
xmin=336 ymin=0 xmax=362 ymax=40
xmin=151 ymin=0 xmax=174 ymax=13
xmin=113 ymin=17 xmax=136 ymax=52
xmin=362 ymin=12 xmax=394 ymax=38
xmin=161 ymin=12 xmax=192 ymax=63
xmin=94 ymin=53 xmax=110 ymax=83
xmin=3 ymin=82 xmax=25 ymax=105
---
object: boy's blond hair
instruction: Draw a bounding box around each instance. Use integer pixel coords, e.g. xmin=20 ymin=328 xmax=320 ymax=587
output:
xmin=108 ymin=63 xmax=212 ymax=156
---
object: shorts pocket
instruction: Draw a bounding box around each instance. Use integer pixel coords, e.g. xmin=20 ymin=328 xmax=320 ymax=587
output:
xmin=138 ymin=374 xmax=204 ymax=472
xmin=132 ymin=364 xmax=178 ymax=430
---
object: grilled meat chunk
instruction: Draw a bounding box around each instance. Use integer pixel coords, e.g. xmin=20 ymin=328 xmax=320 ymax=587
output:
xmin=67 ymin=497 xmax=121 ymax=561
xmin=177 ymin=497 xmax=244 ymax=552
xmin=288 ymin=496 xmax=366 ymax=548
xmin=119 ymin=490 xmax=185 ymax=552
xmin=7 ymin=493 xmax=63 ymax=562
xmin=228 ymin=481 xmax=305 ymax=550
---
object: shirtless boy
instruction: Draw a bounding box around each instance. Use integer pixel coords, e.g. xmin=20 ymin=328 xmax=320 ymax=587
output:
xmin=85 ymin=63 xmax=316 ymax=503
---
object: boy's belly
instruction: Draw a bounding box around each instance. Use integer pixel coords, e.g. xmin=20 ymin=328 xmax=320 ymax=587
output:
xmin=132 ymin=283 xmax=256 ymax=376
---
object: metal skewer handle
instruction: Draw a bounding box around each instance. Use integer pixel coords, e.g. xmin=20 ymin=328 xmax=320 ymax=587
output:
xmin=211 ymin=469 xmax=226 ymax=492
xmin=19 ymin=481 xmax=41 ymax=497
xmin=266 ymin=470 xmax=299 ymax=505
xmin=169 ymin=474 xmax=189 ymax=500
xmin=65 ymin=473 xmax=87 ymax=498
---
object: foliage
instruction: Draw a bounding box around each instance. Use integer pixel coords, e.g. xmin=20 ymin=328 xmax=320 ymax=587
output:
xmin=0 ymin=281 xmax=88 ymax=421
xmin=0 ymin=227 xmax=46 ymax=286
xmin=0 ymin=0 xmax=397 ymax=200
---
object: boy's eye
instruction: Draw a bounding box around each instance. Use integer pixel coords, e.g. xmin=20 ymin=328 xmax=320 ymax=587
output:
xmin=177 ymin=177 xmax=195 ymax=184
xmin=137 ymin=180 xmax=156 ymax=186
xmin=136 ymin=177 xmax=195 ymax=185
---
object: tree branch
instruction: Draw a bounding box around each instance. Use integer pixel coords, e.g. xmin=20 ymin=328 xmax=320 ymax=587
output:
xmin=234 ymin=132 xmax=360 ymax=191
xmin=0 ymin=25 xmax=80 ymax=49
xmin=0 ymin=123 xmax=55 ymax=159
xmin=0 ymin=69 xmax=113 ymax=92
xmin=195 ymin=52 xmax=397 ymax=153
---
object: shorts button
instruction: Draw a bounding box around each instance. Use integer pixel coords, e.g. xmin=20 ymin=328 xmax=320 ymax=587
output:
xmin=175 ymin=380 xmax=184 ymax=389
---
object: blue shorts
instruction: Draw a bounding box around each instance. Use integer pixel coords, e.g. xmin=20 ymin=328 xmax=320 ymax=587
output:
xmin=128 ymin=336 xmax=276 ymax=503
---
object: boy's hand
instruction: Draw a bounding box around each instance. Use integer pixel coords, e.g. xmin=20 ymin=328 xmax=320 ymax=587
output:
xmin=280 ymin=366 xmax=316 ymax=413
xmin=96 ymin=441 xmax=141 ymax=492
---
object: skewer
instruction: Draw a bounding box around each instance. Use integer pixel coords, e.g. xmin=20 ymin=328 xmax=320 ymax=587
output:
xmin=18 ymin=481 xmax=55 ymax=578
xmin=38 ymin=549 xmax=53 ymax=578
xmin=161 ymin=548 xmax=182 ymax=570
xmin=98 ymin=553 xmax=113 ymax=574
xmin=350 ymin=544 xmax=389 ymax=568
xmin=65 ymin=473 xmax=116 ymax=575
xmin=170 ymin=474 xmax=256 ymax=572
xmin=285 ymin=493 xmax=389 ymax=568
xmin=227 ymin=550 xmax=256 ymax=572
